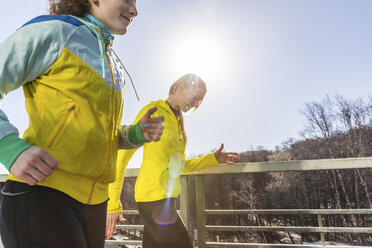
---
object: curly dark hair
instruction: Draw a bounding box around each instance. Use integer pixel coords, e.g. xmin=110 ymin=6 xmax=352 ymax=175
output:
xmin=49 ymin=0 xmax=91 ymax=17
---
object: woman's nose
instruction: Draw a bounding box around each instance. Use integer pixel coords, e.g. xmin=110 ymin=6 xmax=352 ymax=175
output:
xmin=129 ymin=4 xmax=138 ymax=17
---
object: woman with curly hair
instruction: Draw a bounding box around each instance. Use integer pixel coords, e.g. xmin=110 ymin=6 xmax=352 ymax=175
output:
xmin=0 ymin=0 xmax=164 ymax=247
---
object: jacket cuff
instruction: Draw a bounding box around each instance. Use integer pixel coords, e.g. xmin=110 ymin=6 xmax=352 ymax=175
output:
xmin=0 ymin=134 xmax=31 ymax=171
xmin=128 ymin=122 xmax=147 ymax=145
xmin=107 ymin=200 xmax=123 ymax=214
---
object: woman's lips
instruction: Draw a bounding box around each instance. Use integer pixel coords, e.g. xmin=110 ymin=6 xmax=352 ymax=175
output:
xmin=121 ymin=15 xmax=131 ymax=22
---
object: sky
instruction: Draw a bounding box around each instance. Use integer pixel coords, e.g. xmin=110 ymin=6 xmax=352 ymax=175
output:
xmin=0 ymin=0 xmax=372 ymax=172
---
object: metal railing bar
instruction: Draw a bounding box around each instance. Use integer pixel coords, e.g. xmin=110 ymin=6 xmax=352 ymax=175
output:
xmin=115 ymin=224 xmax=143 ymax=230
xmin=122 ymin=210 xmax=139 ymax=215
xmin=205 ymin=225 xmax=372 ymax=233
xmin=121 ymin=210 xmax=181 ymax=216
xmin=204 ymin=209 xmax=372 ymax=215
xmin=123 ymin=168 xmax=140 ymax=178
xmin=188 ymin=157 xmax=372 ymax=175
xmin=205 ymin=242 xmax=369 ymax=248
xmin=105 ymin=240 xmax=142 ymax=245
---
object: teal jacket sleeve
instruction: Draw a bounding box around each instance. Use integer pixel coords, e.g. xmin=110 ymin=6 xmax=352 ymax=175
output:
xmin=0 ymin=20 xmax=66 ymax=99
xmin=0 ymin=19 xmax=71 ymax=170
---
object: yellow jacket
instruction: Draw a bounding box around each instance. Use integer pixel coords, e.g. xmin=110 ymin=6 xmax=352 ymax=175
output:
xmin=108 ymin=100 xmax=219 ymax=213
xmin=1 ymin=15 xmax=141 ymax=204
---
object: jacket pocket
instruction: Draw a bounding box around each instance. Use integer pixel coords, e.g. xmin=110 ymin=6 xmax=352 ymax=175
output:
xmin=45 ymin=101 xmax=77 ymax=148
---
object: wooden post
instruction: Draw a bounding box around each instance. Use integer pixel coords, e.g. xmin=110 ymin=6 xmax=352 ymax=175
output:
xmin=317 ymin=214 xmax=325 ymax=246
xmin=196 ymin=175 xmax=205 ymax=248
xmin=180 ymin=175 xmax=189 ymax=230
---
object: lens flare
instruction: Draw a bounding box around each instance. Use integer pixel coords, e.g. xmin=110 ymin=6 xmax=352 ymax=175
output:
xmin=168 ymin=152 xmax=185 ymax=178
xmin=152 ymin=198 xmax=178 ymax=226
xmin=154 ymin=154 xmax=185 ymax=225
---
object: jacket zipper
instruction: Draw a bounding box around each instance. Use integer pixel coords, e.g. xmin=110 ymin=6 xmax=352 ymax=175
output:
xmin=87 ymin=28 xmax=117 ymax=204
xmin=46 ymin=103 xmax=76 ymax=148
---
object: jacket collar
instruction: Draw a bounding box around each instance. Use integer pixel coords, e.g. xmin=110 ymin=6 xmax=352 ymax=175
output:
xmin=153 ymin=100 xmax=178 ymax=117
xmin=83 ymin=14 xmax=114 ymax=46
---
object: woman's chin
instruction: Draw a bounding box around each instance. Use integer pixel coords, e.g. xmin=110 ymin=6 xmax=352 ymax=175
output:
xmin=111 ymin=26 xmax=128 ymax=35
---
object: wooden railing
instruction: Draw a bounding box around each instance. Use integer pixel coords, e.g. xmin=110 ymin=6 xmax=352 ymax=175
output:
xmin=1 ymin=157 xmax=371 ymax=247
xmin=107 ymin=157 xmax=372 ymax=247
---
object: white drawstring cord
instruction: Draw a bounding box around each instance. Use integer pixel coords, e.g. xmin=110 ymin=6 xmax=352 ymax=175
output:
xmin=111 ymin=49 xmax=140 ymax=101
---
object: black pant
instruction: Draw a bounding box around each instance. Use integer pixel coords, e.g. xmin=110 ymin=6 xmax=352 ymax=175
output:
xmin=0 ymin=180 xmax=107 ymax=248
xmin=137 ymin=198 xmax=193 ymax=248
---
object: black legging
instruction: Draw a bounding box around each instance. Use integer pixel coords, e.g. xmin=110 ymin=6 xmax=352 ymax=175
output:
xmin=0 ymin=180 xmax=107 ymax=248
xmin=137 ymin=198 xmax=193 ymax=248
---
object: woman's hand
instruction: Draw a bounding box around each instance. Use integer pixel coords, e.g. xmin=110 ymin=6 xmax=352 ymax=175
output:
xmin=140 ymin=107 xmax=165 ymax=142
xmin=214 ymin=143 xmax=240 ymax=165
xmin=106 ymin=212 xmax=127 ymax=239
xmin=10 ymin=146 xmax=58 ymax=185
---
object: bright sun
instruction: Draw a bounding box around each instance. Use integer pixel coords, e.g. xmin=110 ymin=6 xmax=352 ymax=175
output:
xmin=168 ymin=31 xmax=227 ymax=81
